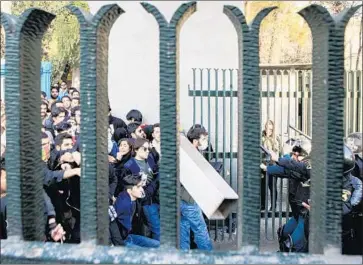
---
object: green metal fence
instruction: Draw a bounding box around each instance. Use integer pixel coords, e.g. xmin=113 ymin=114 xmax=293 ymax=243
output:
xmin=1 ymin=1 xmax=362 ymax=263
xmin=188 ymin=65 xmax=363 ymax=243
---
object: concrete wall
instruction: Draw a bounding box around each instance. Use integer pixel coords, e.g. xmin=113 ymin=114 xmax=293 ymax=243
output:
xmin=88 ymin=1 xmax=240 ymax=129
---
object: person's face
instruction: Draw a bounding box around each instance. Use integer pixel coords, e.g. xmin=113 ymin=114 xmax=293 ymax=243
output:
xmin=1 ymin=144 xmax=5 ymax=158
xmin=197 ymin=134 xmax=209 ymax=151
xmin=41 ymin=94 xmax=45 ymax=100
xmin=130 ymin=182 xmax=145 ymax=199
xmin=41 ymin=137 xmax=51 ymax=161
xmin=0 ymin=169 xmax=6 ymax=194
xmin=56 ymin=102 xmax=64 ymax=108
xmin=119 ymin=141 xmax=130 ymax=154
xmin=51 ymin=89 xmax=59 ymax=99
xmin=69 ymin=89 xmax=75 ymax=96
xmin=54 ymin=112 xmax=66 ymax=125
xmin=71 ymin=99 xmax=79 ymax=108
xmin=136 ymin=143 xmax=150 ymax=160
xmin=266 ymin=124 xmax=274 ymax=137
xmin=62 ymin=97 xmax=71 ymax=109
xmin=152 ymin=127 xmax=160 ymax=142
xmin=61 ymin=82 xmax=67 ymax=90
xmin=134 ymin=126 xmax=146 ymax=139
xmin=40 ymin=104 xmax=48 ymax=118
xmin=73 ymin=92 xmax=80 ymax=98
xmin=59 ymin=139 xmax=73 ymax=151
xmin=68 ymin=118 xmax=76 ymax=128
xmin=74 ymin=110 xmax=81 ymax=125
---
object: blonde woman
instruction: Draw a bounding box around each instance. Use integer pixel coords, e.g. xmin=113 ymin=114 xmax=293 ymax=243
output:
xmin=261 ymin=120 xmax=281 ymax=211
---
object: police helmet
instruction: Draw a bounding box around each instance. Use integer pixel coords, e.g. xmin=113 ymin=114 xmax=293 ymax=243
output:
xmin=283 ymin=138 xmax=311 ymax=157
xmin=345 ymin=132 xmax=362 ymax=159
xmin=344 ymin=144 xmax=355 ymax=174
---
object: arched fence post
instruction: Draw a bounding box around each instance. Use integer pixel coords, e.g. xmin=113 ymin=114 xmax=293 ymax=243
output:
xmin=1 ymin=9 xmax=55 ymax=241
xmin=141 ymin=1 xmax=197 ymax=248
xmin=298 ymin=4 xmax=362 ymax=254
xmin=66 ymin=4 xmax=123 ymax=245
xmin=223 ymin=5 xmax=276 ymax=249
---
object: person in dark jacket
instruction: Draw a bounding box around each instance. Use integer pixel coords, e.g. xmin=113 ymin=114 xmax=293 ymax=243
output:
xmin=344 ymin=132 xmax=363 ymax=255
xmin=126 ymin=109 xmax=143 ymax=125
xmin=123 ymin=138 xmax=160 ymax=241
xmin=1 ymin=164 xmax=66 ymax=242
xmin=42 ymin=133 xmax=80 ymax=243
xmin=110 ymin=172 xmax=159 ymax=248
xmin=114 ymin=139 xmax=134 ymax=196
xmin=108 ymin=106 xmax=127 ymax=134
xmin=261 ymin=138 xmax=311 ymax=252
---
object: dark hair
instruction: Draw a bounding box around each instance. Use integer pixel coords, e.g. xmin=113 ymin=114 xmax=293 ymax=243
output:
xmin=55 ymin=133 xmax=73 ymax=147
xmin=122 ymin=170 xmax=142 ymax=188
xmin=153 ymin=123 xmax=160 ymax=132
xmin=51 ymin=106 xmax=66 ymax=118
xmin=126 ymin=109 xmax=143 ymax=123
xmin=127 ymin=123 xmax=140 ymax=135
xmin=51 ymin=87 xmax=59 ymax=92
xmin=41 ymin=102 xmax=48 ymax=108
xmin=71 ymin=106 xmax=80 ymax=117
xmin=62 ymin=95 xmax=71 ymax=101
xmin=41 ymin=91 xmax=47 ymax=98
xmin=187 ymin=125 xmax=208 ymax=143
xmin=133 ymin=138 xmax=149 ymax=150
xmin=41 ymin=132 xmax=49 ymax=139
xmin=71 ymin=89 xmax=79 ymax=96
xmin=55 ymin=121 xmax=72 ymax=133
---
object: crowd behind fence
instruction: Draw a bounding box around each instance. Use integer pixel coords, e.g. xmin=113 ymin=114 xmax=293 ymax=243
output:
xmin=0 ymin=1 xmax=362 ymax=263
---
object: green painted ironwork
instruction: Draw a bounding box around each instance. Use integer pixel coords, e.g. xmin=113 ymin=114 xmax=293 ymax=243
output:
xmin=141 ymin=1 xmax=197 ymax=247
xmin=66 ymin=4 xmax=123 ymax=245
xmin=298 ymin=4 xmax=362 ymax=254
xmin=0 ymin=2 xmax=362 ymax=264
xmin=1 ymin=8 xmax=55 ymax=242
xmin=223 ymin=4 xmax=277 ymax=248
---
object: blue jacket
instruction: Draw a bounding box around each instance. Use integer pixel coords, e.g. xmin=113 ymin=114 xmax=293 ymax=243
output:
xmin=114 ymin=177 xmax=159 ymax=239
xmin=123 ymin=156 xmax=159 ymax=205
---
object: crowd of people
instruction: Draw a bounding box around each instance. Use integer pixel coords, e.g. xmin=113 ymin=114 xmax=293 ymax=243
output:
xmin=260 ymin=119 xmax=363 ymax=254
xmin=0 ymin=81 xmax=215 ymax=249
xmin=0 ymin=81 xmax=362 ymax=253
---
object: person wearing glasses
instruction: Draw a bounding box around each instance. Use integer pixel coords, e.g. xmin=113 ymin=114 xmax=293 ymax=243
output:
xmin=122 ymin=138 xmax=160 ymax=241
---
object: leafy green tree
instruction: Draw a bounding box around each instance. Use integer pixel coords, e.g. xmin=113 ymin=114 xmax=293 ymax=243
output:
xmin=10 ymin=1 xmax=89 ymax=81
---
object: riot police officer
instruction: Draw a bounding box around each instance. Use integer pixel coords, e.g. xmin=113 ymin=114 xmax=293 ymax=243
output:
xmin=261 ymin=138 xmax=311 ymax=252
xmin=340 ymin=143 xmax=363 ymax=255
xmin=345 ymin=132 xmax=363 ymax=181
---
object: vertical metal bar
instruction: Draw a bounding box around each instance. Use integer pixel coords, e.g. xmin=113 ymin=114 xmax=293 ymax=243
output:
xmin=344 ymin=71 xmax=348 ymax=136
xmin=142 ymin=1 xmax=197 ymax=247
xmin=278 ymin=71 xmax=283 ymax=229
xmin=295 ymin=71 xmax=300 ymax=136
xmin=221 ymin=69 xmax=227 ymax=241
xmin=207 ymin=68 xmax=211 ymax=162
xmin=229 ymin=68 xmax=234 ymax=240
xmin=301 ymin=70 xmax=307 ymax=134
xmin=192 ymin=68 xmax=196 ymax=125
xmin=200 ymin=68 xmax=204 ymax=126
xmin=271 ymin=69 xmax=277 ymax=238
xmin=309 ymin=70 xmax=313 ymax=136
xmin=286 ymin=70 xmax=292 ymax=225
xmin=359 ymin=71 xmax=363 ymax=132
xmin=351 ymin=71 xmax=357 ymax=132
xmin=264 ymin=69 xmax=270 ymax=240
xmin=214 ymin=68 xmax=219 ymax=241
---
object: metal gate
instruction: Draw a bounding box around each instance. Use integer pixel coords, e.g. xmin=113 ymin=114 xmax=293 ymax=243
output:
xmin=188 ymin=65 xmax=363 ymax=244
xmin=1 ymin=1 xmax=362 ymax=263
